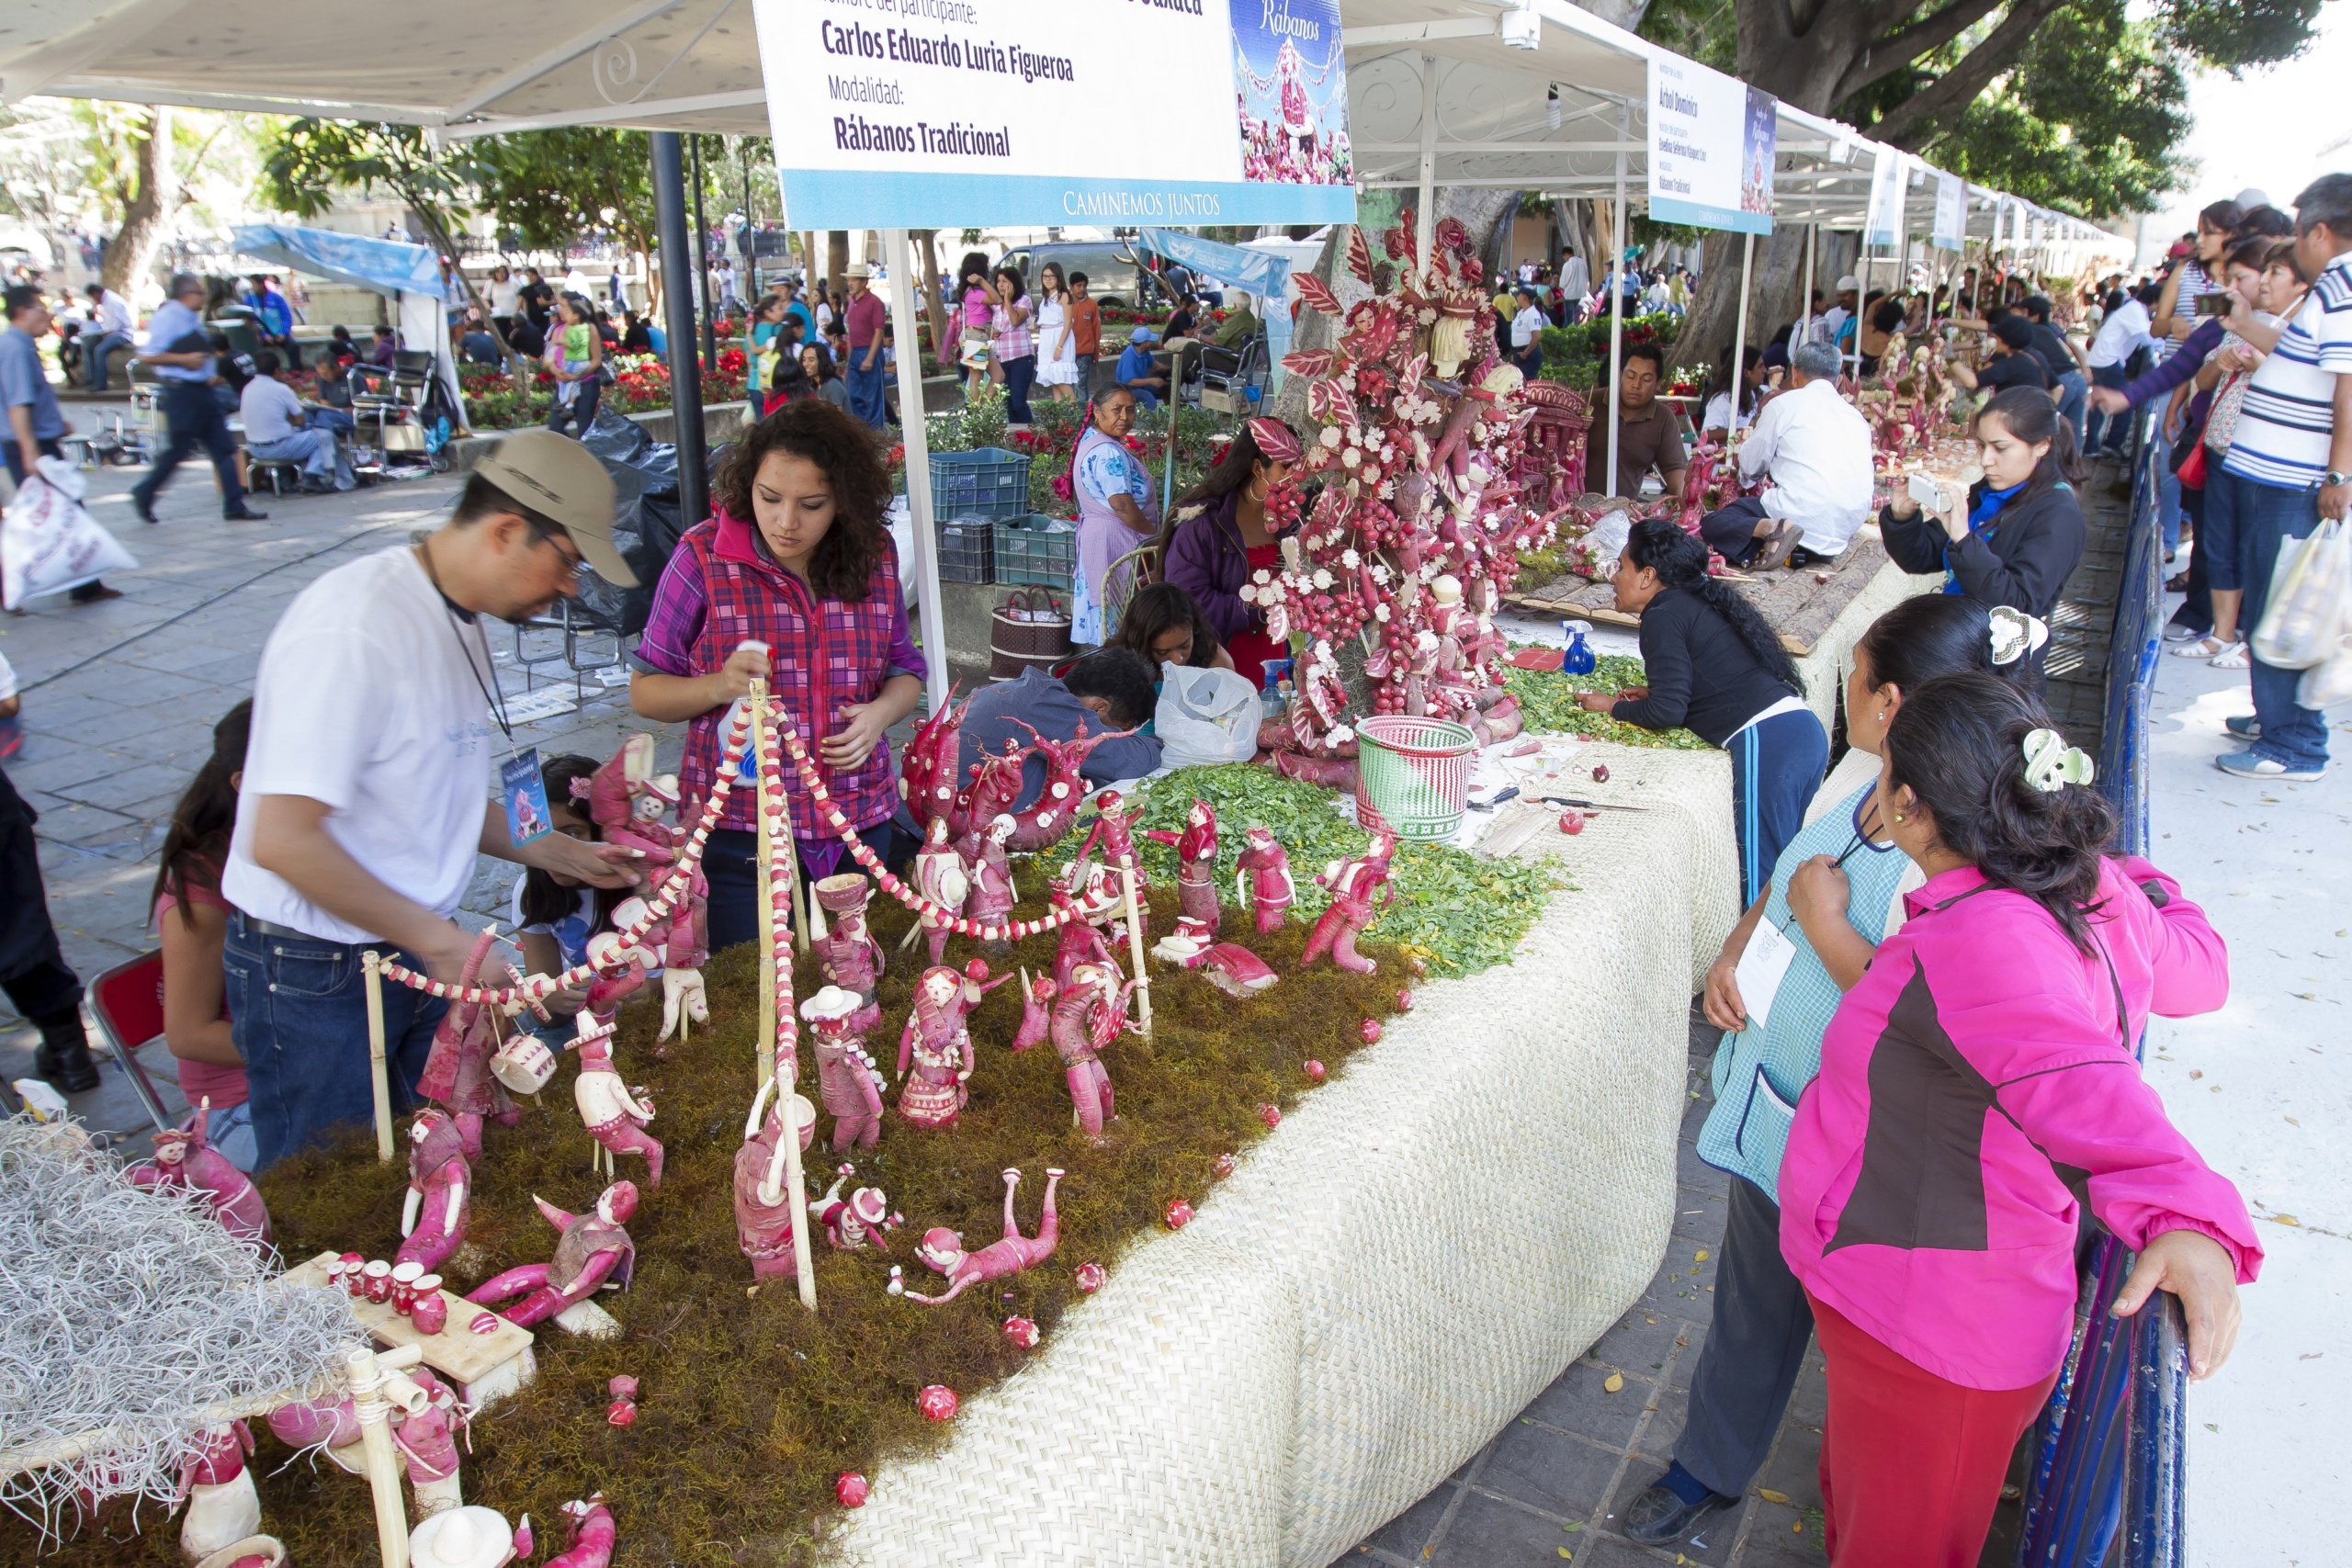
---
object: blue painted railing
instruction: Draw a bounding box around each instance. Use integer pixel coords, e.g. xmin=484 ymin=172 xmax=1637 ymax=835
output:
xmin=2015 ymin=412 xmax=2188 ymax=1568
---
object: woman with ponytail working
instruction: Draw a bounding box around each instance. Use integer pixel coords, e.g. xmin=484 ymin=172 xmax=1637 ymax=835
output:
xmin=1579 ymin=518 xmax=1828 ymax=906
xmin=1880 ymin=385 xmax=2088 ymax=683
xmin=1780 ymin=672 xmax=2257 ymax=1567
xmin=1623 ymin=596 xmax=2030 ymax=1548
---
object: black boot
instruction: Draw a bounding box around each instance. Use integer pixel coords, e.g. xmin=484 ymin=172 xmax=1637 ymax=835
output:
xmin=33 ymin=1020 xmax=100 ymax=1093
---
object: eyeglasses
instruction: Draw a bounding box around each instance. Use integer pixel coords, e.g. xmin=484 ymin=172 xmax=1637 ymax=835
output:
xmin=523 ymin=515 xmax=592 ymax=579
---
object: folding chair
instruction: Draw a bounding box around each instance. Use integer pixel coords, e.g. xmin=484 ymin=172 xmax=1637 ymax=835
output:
xmin=86 ymin=950 xmax=179 ymax=1134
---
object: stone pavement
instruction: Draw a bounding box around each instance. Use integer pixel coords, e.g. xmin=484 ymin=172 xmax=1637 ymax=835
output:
xmin=0 ymin=462 xmax=670 ymax=1139
xmin=1348 ymin=1009 xmax=1829 ymax=1568
xmin=4 ymin=459 xmax=1839 ymax=1568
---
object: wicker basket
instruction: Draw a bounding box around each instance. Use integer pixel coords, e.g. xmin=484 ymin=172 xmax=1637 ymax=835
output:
xmin=1354 ymin=715 xmax=1477 ymax=841
xmin=989 ymin=587 xmax=1073 ymax=682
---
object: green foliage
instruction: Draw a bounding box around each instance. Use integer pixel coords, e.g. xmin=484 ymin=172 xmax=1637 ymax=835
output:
xmin=471 ymin=127 xmax=659 ymax=260
xmin=1131 ymin=765 xmax=1569 ymax=976
xmin=1875 ymin=0 xmax=2190 ymax=216
xmin=2147 ymin=0 xmax=2322 ymax=74
xmin=1498 ymin=656 xmax=1712 ymax=750
xmin=261 ymin=118 xmax=472 ymax=244
xmin=1636 ymin=0 xmax=1739 ymax=73
xmin=1537 ymin=311 xmax=1681 ymax=389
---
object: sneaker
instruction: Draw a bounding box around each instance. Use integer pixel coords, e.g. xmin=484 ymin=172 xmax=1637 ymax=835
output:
xmin=2216 ymin=750 xmax=2324 ymax=782
xmin=2225 ymin=715 xmax=2261 ymax=739
xmin=2207 ymin=641 xmax=2249 ymax=670
xmin=1624 ymin=1476 xmax=1736 ymax=1545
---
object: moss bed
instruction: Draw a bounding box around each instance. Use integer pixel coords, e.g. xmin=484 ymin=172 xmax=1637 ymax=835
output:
xmin=8 ymin=890 xmax=1403 ymax=1568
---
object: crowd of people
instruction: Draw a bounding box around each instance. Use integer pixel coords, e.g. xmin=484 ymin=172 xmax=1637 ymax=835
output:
xmin=8 ymin=182 xmax=2339 ymax=1568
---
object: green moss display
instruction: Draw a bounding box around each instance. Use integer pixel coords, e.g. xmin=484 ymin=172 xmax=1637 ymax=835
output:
xmin=1129 ymin=764 xmax=1566 ymax=978
xmin=1498 ymin=655 xmax=1712 ymax=750
xmin=8 ymin=896 xmax=1403 ymax=1568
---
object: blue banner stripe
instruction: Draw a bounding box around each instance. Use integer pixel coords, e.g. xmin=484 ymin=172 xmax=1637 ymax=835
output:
xmin=1647 ymin=197 xmax=1773 ymax=236
xmin=779 ymin=171 xmax=1357 ymax=232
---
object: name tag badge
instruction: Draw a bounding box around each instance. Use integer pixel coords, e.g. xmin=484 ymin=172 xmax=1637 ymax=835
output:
xmin=501 ymin=748 xmax=552 ymax=846
xmin=1733 ymin=916 xmax=1800 ymax=1032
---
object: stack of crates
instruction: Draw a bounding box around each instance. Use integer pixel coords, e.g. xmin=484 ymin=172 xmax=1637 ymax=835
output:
xmin=993 ymin=514 xmax=1080 ymax=588
xmin=928 ymin=447 xmax=1033 ymax=585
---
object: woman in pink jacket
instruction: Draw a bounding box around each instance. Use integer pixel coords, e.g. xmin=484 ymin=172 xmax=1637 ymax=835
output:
xmin=1780 ymin=671 xmax=2258 ymax=1567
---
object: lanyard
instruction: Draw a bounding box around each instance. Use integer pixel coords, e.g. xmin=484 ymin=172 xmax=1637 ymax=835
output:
xmin=414 ymin=544 xmax=516 ymax=754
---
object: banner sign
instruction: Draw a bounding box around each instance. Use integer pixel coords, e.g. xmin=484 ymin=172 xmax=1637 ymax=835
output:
xmin=1645 ymin=56 xmax=1775 ymax=234
xmin=1932 ymin=170 xmax=1966 ymax=251
xmin=1862 ymin=144 xmax=1905 ymax=248
xmin=755 ymin=0 xmax=1356 ymax=230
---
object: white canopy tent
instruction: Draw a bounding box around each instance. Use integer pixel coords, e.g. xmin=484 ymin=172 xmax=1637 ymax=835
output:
xmin=2 ymin=0 xmax=2135 ymax=689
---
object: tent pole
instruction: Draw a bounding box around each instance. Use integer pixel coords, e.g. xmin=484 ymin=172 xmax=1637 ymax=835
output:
xmin=652 ymin=130 xmax=710 ymax=533
xmin=1604 ymin=98 xmax=1627 ymax=498
xmin=1415 ymin=52 xmax=1438 ymax=279
xmin=886 ymin=227 xmax=951 ymax=717
xmin=692 ymin=134 xmax=716 ymax=373
xmin=1731 ymin=229 xmax=1754 ymax=419
xmin=1803 ymin=220 xmax=1817 ymax=360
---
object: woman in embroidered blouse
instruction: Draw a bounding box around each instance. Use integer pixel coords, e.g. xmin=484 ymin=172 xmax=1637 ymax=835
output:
xmin=630 ymin=399 xmax=926 ymax=951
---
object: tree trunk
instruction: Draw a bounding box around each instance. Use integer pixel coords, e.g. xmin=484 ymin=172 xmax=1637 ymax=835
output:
xmin=102 ymin=107 xmax=177 ymax=298
xmin=826 ymin=231 xmax=849 ymax=299
xmin=912 ymin=229 xmax=947 ymax=378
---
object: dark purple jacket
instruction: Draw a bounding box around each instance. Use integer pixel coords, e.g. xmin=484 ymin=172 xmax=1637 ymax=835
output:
xmin=1163 ymin=491 xmax=1262 ymax=647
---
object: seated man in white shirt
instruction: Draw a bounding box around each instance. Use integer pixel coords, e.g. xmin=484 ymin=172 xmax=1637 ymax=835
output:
xmin=240 ymin=350 xmax=353 ymax=492
xmin=1698 ymin=341 xmax=1874 ymax=570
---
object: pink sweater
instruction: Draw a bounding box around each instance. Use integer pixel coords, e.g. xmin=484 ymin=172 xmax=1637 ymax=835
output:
xmin=1779 ymin=854 xmax=2261 ymax=1390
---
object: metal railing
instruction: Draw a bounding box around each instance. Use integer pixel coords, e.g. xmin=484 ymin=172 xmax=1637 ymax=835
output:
xmin=2014 ymin=403 xmax=2187 ymax=1568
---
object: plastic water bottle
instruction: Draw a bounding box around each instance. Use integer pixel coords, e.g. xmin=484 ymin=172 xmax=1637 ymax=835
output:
xmin=1260 ymin=657 xmax=1294 ymax=721
xmin=1560 ymin=622 xmax=1596 ymax=676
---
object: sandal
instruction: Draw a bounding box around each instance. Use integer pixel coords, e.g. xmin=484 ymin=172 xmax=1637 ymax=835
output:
xmin=2169 ymin=636 xmax=2229 ymax=659
xmin=2208 ymin=641 xmax=2249 ymax=669
xmin=2165 ymin=571 xmax=2190 ymax=592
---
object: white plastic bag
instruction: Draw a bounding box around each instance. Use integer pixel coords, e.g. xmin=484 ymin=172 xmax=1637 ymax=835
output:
xmin=2299 ymin=632 xmax=2352 ymax=709
xmin=1154 ymin=664 xmax=1263 ymax=768
xmin=2250 ymin=516 xmax=2348 ymax=671
xmin=1 ymin=457 xmax=136 ymax=610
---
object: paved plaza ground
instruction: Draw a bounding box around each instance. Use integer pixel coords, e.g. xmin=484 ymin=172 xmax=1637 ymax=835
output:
xmin=0 ymin=460 xmax=2335 ymax=1566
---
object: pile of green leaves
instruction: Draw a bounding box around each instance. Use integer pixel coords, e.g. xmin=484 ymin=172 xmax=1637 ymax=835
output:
xmin=1499 ymin=653 xmax=1711 ymax=750
xmin=1130 ymin=764 xmax=1566 ymax=978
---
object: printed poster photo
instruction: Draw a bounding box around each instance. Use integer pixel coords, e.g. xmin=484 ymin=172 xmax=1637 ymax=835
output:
xmin=1740 ymin=85 xmax=1777 ymax=220
xmin=1233 ymin=0 xmax=1351 ymax=186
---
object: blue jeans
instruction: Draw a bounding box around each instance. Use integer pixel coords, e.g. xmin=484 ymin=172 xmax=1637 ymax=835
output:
xmin=2153 ymin=424 xmax=2183 ymax=554
xmin=2054 ymin=369 xmax=2088 ymax=450
xmin=250 ymin=428 xmax=353 ymax=490
xmin=547 ymin=376 xmax=601 ymax=437
xmin=226 ymin=914 xmax=446 ymax=1171
xmin=132 ymin=380 xmax=249 ymax=516
xmin=309 ymin=407 xmax=356 ymax=434
xmin=1000 ymin=354 xmax=1037 ymax=425
xmin=2085 ymin=364 xmax=2130 ymax=456
xmin=2233 ymin=477 xmax=2329 ymax=771
xmin=2199 ymin=465 xmax=2253 ymax=593
xmin=846 ymin=350 xmax=888 ymax=429
xmin=84 ymin=331 xmax=131 ymax=391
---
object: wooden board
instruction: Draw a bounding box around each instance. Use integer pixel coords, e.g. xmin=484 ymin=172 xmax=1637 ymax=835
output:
xmin=1506 ymin=529 xmax=1898 ymax=658
xmin=286 ymin=1250 xmax=537 ymax=1404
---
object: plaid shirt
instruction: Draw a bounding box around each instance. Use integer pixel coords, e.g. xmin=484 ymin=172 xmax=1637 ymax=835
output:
xmin=992 ymin=301 xmax=1035 ymax=361
xmin=635 ymin=513 xmax=923 ymax=846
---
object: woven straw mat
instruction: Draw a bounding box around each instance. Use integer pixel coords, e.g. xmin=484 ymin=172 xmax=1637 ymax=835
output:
xmin=835 ymin=745 xmax=1738 ymax=1567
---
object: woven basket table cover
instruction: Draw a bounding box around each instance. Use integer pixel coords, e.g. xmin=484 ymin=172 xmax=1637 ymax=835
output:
xmin=837 ymin=742 xmax=1737 ymax=1567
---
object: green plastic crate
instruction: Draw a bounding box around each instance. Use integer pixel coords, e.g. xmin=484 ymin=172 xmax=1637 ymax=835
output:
xmin=992 ymin=514 xmax=1079 ymax=588
xmin=930 ymin=447 xmax=1032 ymax=521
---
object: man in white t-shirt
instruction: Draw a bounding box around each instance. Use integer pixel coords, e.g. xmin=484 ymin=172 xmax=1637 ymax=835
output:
xmin=240 ymin=350 xmax=353 ymax=492
xmin=222 ymin=432 xmax=644 ymax=1168
xmin=1701 ymin=342 xmax=1874 ymax=569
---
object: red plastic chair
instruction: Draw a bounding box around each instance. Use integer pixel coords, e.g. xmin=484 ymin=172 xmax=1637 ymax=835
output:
xmin=87 ymin=950 xmax=175 ymax=1134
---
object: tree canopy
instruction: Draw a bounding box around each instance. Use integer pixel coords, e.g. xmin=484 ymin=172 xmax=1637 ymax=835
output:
xmin=1627 ymin=0 xmax=2322 ymax=218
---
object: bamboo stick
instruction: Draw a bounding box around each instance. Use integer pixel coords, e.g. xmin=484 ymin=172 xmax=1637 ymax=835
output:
xmin=1119 ymin=863 xmax=1151 ymax=1034
xmin=362 ymin=952 xmax=393 ymax=1162
xmin=752 ymin=682 xmax=777 ymax=1093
